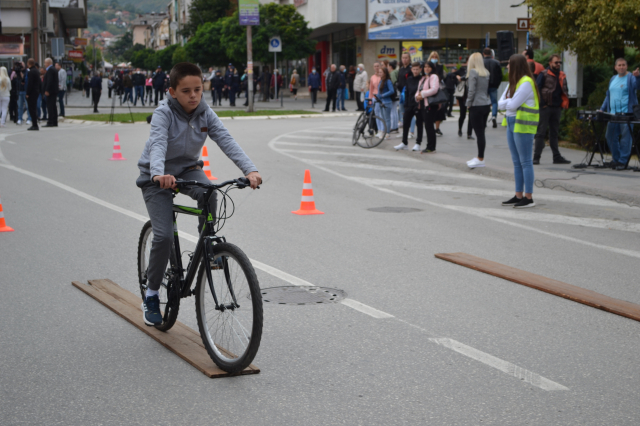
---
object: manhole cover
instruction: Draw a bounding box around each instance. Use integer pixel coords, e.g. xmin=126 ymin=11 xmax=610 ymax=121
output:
xmin=367 ymin=207 xmax=423 ymax=213
xmin=260 ymin=286 xmax=347 ymax=305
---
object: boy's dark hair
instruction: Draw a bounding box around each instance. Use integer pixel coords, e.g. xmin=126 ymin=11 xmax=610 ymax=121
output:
xmin=411 ymin=61 xmax=422 ymax=68
xmin=170 ymin=62 xmax=203 ymax=90
xmin=483 ymin=48 xmax=492 ymax=56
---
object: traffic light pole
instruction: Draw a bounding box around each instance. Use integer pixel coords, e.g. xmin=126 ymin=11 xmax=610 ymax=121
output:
xmin=246 ymin=25 xmax=254 ymax=113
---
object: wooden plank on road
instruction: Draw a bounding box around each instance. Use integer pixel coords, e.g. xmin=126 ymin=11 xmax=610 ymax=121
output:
xmin=435 ymin=252 xmax=640 ymax=323
xmin=72 ymin=279 xmax=259 ymax=378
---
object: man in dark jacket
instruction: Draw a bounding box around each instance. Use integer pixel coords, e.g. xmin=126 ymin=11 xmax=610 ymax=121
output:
xmin=90 ymin=72 xmax=103 ymax=113
xmin=483 ymin=48 xmax=502 ymax=128
xmin=152 ymin=66 xmax=166 ymax=106
xmin=211 ymin=71 xmax=224 ymax=106
xmin=25 ymin=59 xmax=40 ymax=131
xmin=123 ymin=70 xmax=133 ymax=104
xmin=307 ymin=67 xmax=321 ymax=105
xmin=42 ymin=58 xmax=59 ymax=127
xmin=396 ymin=52 xmax=412 ymax=123
xmin=323 ymin=64 xmax=341 ymax=112
xmin=396 ymin=62 xmax=424 ymax=150
xmin=132 ymin=69 xmax=146 ymax=106
xmin=534 ymin=54 xmax=571 ymax=165
xmin=225 ymin=64 xmax=240 ymax=106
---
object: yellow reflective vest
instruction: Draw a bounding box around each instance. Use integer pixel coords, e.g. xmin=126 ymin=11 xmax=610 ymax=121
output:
xmin=501 ymin=76 xmax=540 ymax=134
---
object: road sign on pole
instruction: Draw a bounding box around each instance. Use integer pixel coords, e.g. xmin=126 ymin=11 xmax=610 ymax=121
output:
xmin=239 ymin=0 xmax=259 ymax=112
xmin=269 ymin=36 xmax=282 ymax=101
xmin=517 ymin=18 xmax=531 ymax=31
xmin=51 ymin=37 xmax=65 ymax=59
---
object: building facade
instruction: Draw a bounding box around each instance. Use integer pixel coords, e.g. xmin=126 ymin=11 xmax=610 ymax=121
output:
xmin=0 ymin=0 xmax=88 ymax=69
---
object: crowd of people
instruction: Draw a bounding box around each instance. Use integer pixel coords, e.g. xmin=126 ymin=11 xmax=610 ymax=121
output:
xmin=0 ymin=58 xmax=68 ymax=129
xmin=103 ymin=66 xmax=170 ymax=110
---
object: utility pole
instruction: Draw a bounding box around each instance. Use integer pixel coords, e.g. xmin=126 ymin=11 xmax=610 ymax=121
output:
xmin=93 ymin=36 xmax=96 ymax=72
xmin=246 ymin=25 xmax=254 ymax=112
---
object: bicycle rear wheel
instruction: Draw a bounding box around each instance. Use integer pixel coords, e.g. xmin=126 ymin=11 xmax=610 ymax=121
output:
xmin=352 ymin=113 xmax=366 ymax=145
xmin=355 ymin=113 xmax=387 ymax=148
xmin=195 ymin=242 xmax=263 ymax=373
xmin=137 ymin=220 xmax=179 ymax=332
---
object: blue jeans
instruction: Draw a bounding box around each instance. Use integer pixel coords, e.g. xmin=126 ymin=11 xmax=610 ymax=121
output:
xmin=124 ymin=87 xmax=133 ymax=103
xmin=605 ymin=122 xmax=634 ymax=165
xmin=390 ymin=100 xmax=399 ymax=130
xmin=488 ymin=87 xmax=498 ymax=118
xmin=134 ymin=86 xmax=145 ymax=105
xmin=380 ymin=101 xmax=392 ymax=132
xmin=337 ymin=88 xmax=345 ymax=110
xmin=57 ymin=91 xmax=65 ymax=117
xmin=506 ymin=116 xmax=535 ymax=194
xmin=18 ymin=91 xmax=30 ymax=122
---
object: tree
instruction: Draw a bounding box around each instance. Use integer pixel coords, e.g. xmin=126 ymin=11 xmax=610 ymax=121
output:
xmin=130 ymin=48 xmax=156 ymax=70
xmin=184 ymin=4 xmax=315 ymax=67
xmin=172 ymin=46 xmax=188 ymax=64
xmin=107 ymin=31 xmax=133 ymax=60
xmin=529 ymin=0 xmax=640 ymax=64
xmin=182 ymin=0 xmax=235 ymax=38
xmin=85 ymin=45 xmax=103 ymax=66
xmin=155 ymin=44 xmax=179 ymax=70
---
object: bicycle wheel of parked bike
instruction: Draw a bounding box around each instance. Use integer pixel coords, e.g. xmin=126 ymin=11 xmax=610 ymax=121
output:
xmin=354 ymin=113 xmax=387 ymax=148
xmin=137 ymin=220 xmax=179 ymax=332
xmin=195 ymin=242 xmax=263 ymax=373
xmin=352 ymin=113 xmax=367 ymax=145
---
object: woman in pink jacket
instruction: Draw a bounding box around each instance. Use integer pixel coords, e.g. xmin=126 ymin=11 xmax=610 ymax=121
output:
xmin=415 ymin=61 xmax=440 ymax=153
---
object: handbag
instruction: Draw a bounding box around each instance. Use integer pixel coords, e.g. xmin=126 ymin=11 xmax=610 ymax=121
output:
xmin=427 ymin=79 xmax=449 ymax=105
xmin=454 ymin=80 xmax=465 ymax=98
xmin=344 ymin=87 xmax=349 ymax=99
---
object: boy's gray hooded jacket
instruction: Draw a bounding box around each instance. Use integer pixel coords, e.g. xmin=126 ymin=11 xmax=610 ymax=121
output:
xmin=137 ymin=95 xmax=257 ymax=183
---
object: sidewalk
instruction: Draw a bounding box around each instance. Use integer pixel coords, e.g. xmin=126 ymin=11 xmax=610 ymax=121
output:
xmin=62 ymin=81 xmax=349 ymax=117
xmin=389 ymin=114 xmax=640 ymax=207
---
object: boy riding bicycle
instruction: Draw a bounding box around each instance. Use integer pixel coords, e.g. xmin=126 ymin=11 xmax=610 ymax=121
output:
xmin=136 ymin=62 xmax=262 ymax=326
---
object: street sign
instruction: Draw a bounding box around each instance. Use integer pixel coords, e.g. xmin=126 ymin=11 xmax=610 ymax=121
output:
xmin=169 ymin=21 xmax=178 ymax=31
xmin=239 ymin=0 xmax=260 ymax=26
xmin=268 ymin=36 xmax=282 ymax=53
xmin=51 ymin=37 xmax=65 ymax=59
xmin=517 ymin=18 xmax=531 ymax=31
xmin=68 ymin=50 xmax=84 ymax=62
xmin=74 ymin=37 xmax=88 ymax=46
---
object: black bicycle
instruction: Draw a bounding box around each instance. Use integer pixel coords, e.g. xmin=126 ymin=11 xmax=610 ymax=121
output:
xmin=137 ymin=177 xmax=263 ymax=373
xmin=352 ymin=95 xmax=388 ymax=148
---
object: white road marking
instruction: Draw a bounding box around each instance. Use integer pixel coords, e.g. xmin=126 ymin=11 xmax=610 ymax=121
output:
xmin=359 ymin=177 xmax=636 ymax=209
xmin=269 ymin=135 xmax=640 ymax=260
xmin=429 ymin=338 xmax=569 ymax=391
xmin=305 ymin=159 xmax=499 ymax=182
xmin=280 ymin=134 xmax=351 ymax=142
xmin=297 ymin=129 xmax=354 ymax=136
xmin=277 ymin=148 xmax=420 ymax=162
xmin=0 ymin=159 xmax=390 ymax=320
xmin=274 ymin=141 xmax=357 ymax=150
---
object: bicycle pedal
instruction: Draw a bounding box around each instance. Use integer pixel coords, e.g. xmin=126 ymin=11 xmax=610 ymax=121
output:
xmin=210 ymin=257 xmax=224 ymax=269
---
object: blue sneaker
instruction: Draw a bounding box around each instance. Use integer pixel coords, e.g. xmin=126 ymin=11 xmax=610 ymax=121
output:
xmin=142 ymin=295 xmax=163 ymax=326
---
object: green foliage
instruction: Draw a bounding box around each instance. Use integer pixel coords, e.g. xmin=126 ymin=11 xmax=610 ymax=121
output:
xmin=185 ymin=4 xmax=315 ymax=67
xmin=130 ymin=47 xmax=156 ymax=69
xmin=533 ymin=45 xmax=561 ymax=67
xmin=88 ymin=12 xmax=107 ymax=32
xmin=528 ymin=0 xmax=640 ymax=65
xmin=85 ymin=45 xmax=103 ymax=66
xmin=586 ymin=80 xmax=610 ymax=109
xmin=108 ymin=32 xmax=134 ymax=60
xmin=172 ymin=46 xmax=188 ymax=65
xmin=155 ymin=45 xmax=179 ymax=71
xmin=183 ymin=0 xmax=235 ymax=38
xmin=123 ymin=43 xmax=145 ymax=62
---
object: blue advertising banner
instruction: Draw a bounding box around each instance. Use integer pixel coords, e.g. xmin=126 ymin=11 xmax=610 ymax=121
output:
xmin=367 ymin=0 xmax=439 ymax=41
xmin=239 ymin=0 xmax=260 ymax=26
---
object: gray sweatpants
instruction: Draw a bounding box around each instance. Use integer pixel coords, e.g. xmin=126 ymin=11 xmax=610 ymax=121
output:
xmin=140 ymin=168 xmax=217 ymax=291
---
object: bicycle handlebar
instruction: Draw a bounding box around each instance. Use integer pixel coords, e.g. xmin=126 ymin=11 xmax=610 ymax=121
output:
xmin=174 ymin=177 xmax=256 ymax=190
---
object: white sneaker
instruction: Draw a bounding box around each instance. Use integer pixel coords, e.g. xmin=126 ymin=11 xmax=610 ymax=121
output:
xmin=394 ymin=143 xmax=408 ymax=150
xmin=17 ymin=120 xmax=22 ymax=125
xmin=408 ymin=132 xmax=414 ymax=139
xmin=375 ymin=132 xmax=384 ymax=139
xmin=412 ymin=144 xmax=421 ymax=151
xmin=466 ymin=157 xmax=476 ymax=165
xmin=467 ymin=158 xmax=485 ymax=168
xmin=26 ymin=120 xmax=32 ymax=125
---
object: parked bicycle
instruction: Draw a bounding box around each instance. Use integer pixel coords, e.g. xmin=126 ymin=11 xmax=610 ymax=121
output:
xmin=352 ymin=95 xmax=388 ymax=149
xmin=137 ymin=177 xmax=263 ymax=373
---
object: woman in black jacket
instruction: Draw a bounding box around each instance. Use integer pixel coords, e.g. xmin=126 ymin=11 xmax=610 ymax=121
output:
xmin=427 ymin=51 xmax=447 ymax=136
xmin=395 ymin=62 xmax=425 ymax=151
xmin=454 ymin=66 xmax=473 ymax=140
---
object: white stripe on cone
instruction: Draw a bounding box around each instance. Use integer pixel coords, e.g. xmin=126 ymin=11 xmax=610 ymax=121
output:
xmin=301 ymin=196 xmax=315 ymax=202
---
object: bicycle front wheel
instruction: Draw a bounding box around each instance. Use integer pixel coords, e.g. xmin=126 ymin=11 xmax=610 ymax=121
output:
xmin=137 ymin=220 xmax=179 ymax=332
xmin=352 ymin=113 xmax=366 ymax=146
xmin=355 ymin=113 xmax=387 ymax=148
xmin=195 ymin=242 xmax=263 ymax=373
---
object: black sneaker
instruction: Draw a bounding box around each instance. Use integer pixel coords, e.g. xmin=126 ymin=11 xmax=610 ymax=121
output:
xmin=421 ymin=148 xmax=436 ymax=154
xmin=492 ymin=118 xmax=497 ymax=128
xmin=502 ymin=196 xmax=522 ymax=206
xmin=533 ymin=159 xmax=540 ymax=165
xmin=458 ymin=129 xmax=462 ymax=137
xmin=553 ymin=157 xmax=571 ymax=164
xmin=142 ymin=295 xmax=163 ymax=326
xmin=467 ymin=135 xmax=475 ymax=140
xmin=435 ymin=129 xmax=443 ymax=136
xmin=513 ymin=198 xmax=535 ymax=209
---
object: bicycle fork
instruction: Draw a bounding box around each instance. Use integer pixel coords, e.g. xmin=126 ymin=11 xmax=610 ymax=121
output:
xmin=202 ymin=237 xmax=240 ymax=312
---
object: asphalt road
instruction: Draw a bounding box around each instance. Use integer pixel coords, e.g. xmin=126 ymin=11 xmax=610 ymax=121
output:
xmin=1 ymin=114 xmax=640 ymax=425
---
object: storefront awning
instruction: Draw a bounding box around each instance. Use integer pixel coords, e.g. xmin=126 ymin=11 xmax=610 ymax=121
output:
xmin=58 ymin=7 xmax=87 ymax=28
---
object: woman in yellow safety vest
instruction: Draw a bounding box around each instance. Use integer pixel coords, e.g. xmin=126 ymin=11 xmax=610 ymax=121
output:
xmin=498 ymin=54 xmax=540 ymax=209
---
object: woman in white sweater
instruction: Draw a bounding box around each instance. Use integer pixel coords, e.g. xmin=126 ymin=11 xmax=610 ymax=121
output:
xmin=353 ymin=64 xmax=368 ymax=112
xmin=498 ymin=54 xmax=540 ymax=209
xmin=0 ymin=67 xmax=11 ymax=127
xmin=416 ymin=61 xmax=440 ymax=153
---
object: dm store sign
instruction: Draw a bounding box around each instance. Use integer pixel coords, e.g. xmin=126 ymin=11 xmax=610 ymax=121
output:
xmin=368 ymin=0 xmax=439 ymax=40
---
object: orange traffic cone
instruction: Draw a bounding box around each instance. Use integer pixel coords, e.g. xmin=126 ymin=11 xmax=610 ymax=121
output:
xmin=0 ymin=195 xmax=14 ymax=232
xmin=292 ymin=170 xmax=324 ymax=215
xmin=109 ymin=133 xmax=126 ymax=161
xmin=201 ymin=146 xmax=218 ymax=180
